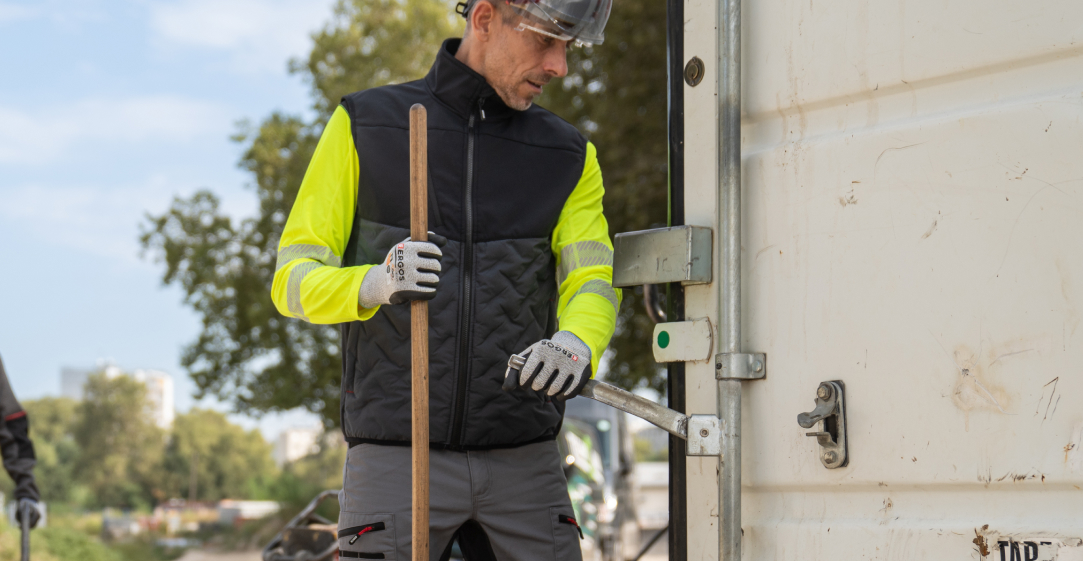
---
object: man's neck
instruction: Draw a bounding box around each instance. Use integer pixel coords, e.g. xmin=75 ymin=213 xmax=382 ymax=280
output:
xmin=455 ymin=36 xmax=488 ymax=78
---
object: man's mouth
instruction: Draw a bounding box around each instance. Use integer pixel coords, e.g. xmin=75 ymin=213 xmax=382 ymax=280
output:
xmin=525 ymin=79 xmax=546 ymax=94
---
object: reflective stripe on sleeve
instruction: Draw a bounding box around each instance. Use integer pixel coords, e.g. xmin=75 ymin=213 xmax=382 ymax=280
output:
xmin=567 ymin=279 xmax=619 ymax=313
xmin=286 ymin=262 xmax=321 ymax=320
xmin=276 ymin=243 xmax=342 ymax=271
xmin=558 ymin=240 xmax=613 ymax=287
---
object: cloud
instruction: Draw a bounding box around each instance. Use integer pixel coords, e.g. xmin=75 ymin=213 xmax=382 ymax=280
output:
xmin=148 ymin=0 xmax=336 ymax=72
xmin=0 ymin=96 xmax=229 ymax=165
xmin=0 ymin=0 xmax=107 ymax=28
xmin=1 ymin=177 xmax=188 ymax=264
xmin=0 ymin=175 xmax=258 ymax=265
xmin=0 ymin=2 xmax=39 ymax=23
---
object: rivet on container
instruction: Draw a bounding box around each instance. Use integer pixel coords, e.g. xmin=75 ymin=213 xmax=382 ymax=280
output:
xmin=684 ymin=56 xmax=705 ymax=87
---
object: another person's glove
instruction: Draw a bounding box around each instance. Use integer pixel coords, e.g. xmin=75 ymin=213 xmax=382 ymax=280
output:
xmin=503 ymin=331 xmax=592 ymax=400
xmin=16 ymin=498 xmax=39 ymax=529
xmin=358 ymin=234 xmax=446 ymax=308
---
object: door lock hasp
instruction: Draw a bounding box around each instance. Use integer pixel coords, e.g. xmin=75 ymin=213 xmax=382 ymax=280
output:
xmin=797 ymin=381 xmax=848 ymax=469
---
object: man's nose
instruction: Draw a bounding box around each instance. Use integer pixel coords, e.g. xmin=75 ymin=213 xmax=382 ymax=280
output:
xmin=543 ymin=42 xmax=569 ymax=78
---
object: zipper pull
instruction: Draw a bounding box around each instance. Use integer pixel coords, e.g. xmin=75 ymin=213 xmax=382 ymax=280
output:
xmin=478 ymin=97 xmax=486 ymax=121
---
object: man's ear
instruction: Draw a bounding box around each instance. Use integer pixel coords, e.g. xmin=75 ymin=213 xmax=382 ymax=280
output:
xmin=469 ymin=0 xmax=498 ymax=41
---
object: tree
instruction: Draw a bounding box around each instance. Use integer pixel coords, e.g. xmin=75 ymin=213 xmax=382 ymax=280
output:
xmin=160 ymin=409 xmax=277 ymax=501
xmin=20 ymin=398 xmax=84 ymax=505
xmin=141 ymin=0 xmax=670 ymax=429
xmin=265 ymin=436 xmax=347 ymax=515
xmin=141 ymin=0 xmax=461 ymax=427
xmin=73 ymin=373 xmax=164 ymax=509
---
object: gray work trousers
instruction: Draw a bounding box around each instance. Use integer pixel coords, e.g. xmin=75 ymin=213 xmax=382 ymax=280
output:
xmin=337 ymin=441 xmax=583 ymax=561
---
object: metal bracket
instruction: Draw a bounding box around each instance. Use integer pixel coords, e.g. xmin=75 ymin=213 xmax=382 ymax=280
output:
xmin=797 ymin=381 xmax=848 ymax=469
xmin=686 ymin=415 xmax=723 ymax=456
xmin=715 ymin=352 xmax=766 ymax=380
xmin=612 ymin=225 xmax=713 ymax=287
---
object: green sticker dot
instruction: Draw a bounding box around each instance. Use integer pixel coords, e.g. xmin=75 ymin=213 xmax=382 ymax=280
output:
xmin=658 ymin=330 xmax=670 ymax=349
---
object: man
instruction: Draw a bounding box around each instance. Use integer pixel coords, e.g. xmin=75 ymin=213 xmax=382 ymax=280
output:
xmin=0 ymin=354 xmax=41 ymax=530
xmin=272 ymin=0 xmax=618 ymax=557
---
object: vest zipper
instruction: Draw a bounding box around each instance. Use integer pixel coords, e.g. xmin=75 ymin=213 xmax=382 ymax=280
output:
xmin=450 ymin=100 xmax=483 ymax=447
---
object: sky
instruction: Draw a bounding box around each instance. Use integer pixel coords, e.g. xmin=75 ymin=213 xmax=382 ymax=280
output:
xmin=0 ymin=0 xmax=339 ymax=437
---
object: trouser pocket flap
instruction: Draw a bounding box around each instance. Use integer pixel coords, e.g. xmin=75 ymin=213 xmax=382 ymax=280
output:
xmin=557 ymin=513 xmax=584 ymax=539
xmin=339 ymin=512 xmax=396 ymax=560
xmin=339 ymin=522 xmax=388 ymax=543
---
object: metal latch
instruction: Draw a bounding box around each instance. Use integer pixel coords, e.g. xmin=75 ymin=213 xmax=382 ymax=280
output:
xmin=797 ymin=381 xmax=848 ymax=469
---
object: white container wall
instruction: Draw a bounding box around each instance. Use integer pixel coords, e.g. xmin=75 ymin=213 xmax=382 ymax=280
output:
xmin=681 ymin=0 xmax=1083 ymax=559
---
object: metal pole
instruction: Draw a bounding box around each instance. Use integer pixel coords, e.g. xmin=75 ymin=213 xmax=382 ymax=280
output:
xmin=20 ymin=500 xmax=31 ymax=561
xmin=717 ymin=0 xmax=742 ymax=557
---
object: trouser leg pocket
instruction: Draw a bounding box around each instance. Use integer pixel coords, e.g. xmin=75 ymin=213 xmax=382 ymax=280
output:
xmin=339 ymin=513 xmax=396 ymax=559
xmin=551 ymin=507 xmax=584 ymax=561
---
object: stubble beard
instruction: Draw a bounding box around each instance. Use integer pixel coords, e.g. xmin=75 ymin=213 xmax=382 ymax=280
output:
xmin=492 ymin=78 xmax=534 ymax=111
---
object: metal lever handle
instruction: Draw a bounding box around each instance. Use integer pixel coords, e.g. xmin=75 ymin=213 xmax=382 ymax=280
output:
xmin=506 ymin=354 xmax=689 ymax=440
xmin=797 ymin=388 xmax=838 ymax=428
xmin=579 ymin=379 xmax=688 ymax=439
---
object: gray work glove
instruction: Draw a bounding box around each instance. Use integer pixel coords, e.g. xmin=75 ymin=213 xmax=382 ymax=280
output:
xmin=16 ymin=498 xmax=39 ymax=529
xmin=359 ymin=233 xmax=446 ymax=308
xmin=503 ymin=331 xmax=592 ymax=400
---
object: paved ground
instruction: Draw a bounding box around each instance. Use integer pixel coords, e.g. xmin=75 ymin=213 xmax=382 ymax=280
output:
xmin=175 ymin=549 xmax=262 ymax=561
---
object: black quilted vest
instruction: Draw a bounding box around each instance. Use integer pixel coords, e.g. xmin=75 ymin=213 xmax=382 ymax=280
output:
xmin=339 ymin=39 xmax=588 ymax=450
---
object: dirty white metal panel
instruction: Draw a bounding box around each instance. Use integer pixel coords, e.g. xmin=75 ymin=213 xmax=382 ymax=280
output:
xmin=722 ymin=0 xmax=1083 ymax=559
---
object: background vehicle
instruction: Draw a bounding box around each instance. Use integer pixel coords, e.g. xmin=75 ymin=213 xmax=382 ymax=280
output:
xmin=564 ymin=398 xmax=640 ymax=561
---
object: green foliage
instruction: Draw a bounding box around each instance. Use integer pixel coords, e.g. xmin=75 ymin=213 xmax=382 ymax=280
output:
xmin=21 ymin=398 xmax=83 ymax=505
xmin=160 ymin=409 xmax=277 ymax=502
xmin=266 ymin=438 xmax=346 ymax=514
xmin=0 ymin=516 xmax=119 ymax=561
xmin=34 ymin=526 xmax=124 ymax=561
xmin=15 ymin=383 xmax=365 ymax=515
xmin=73 ymin=374 xmax=165 ymax=509
xmin=0 ymin=513 xmax=189 ymax=561
xmin=141 ymin=0 xmax=670 ymax=429
xmin=294 ymin=0 xmax=463 ymax=118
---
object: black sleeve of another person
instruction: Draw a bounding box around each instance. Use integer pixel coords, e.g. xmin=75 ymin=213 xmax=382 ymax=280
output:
xmin=0 ymin=354 xmax=39 ymax=502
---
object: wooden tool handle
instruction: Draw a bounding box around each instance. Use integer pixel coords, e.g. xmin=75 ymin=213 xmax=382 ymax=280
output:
xmin=409 ymin=103 xmax=429 ymax=561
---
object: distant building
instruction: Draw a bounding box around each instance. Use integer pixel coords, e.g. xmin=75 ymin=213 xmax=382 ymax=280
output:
xmin=60 ymin=367 xmax=93 ymax=401
xmin=218 ymin=500 xmax=280 ymax=526
xmin=633 ymin=462 xmax=669 ymax=530
xmin=59 ymin=364 xmax=175 ymax=429
xmin=273 ymin=427 xmax=322 ymax=467
xmin=131 ymin=369 xmax=175 ymax=429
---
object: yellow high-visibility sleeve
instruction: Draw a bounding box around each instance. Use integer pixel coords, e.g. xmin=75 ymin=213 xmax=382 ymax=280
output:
xmin=552 ymin=141 xmax=622 ymax=377
xmin=272 ymin=106 xmax=381 ymax=324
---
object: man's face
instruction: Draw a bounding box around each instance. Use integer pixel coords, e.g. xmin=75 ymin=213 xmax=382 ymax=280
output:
xmin=482 ymin=11 xmax=569 ymax=111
